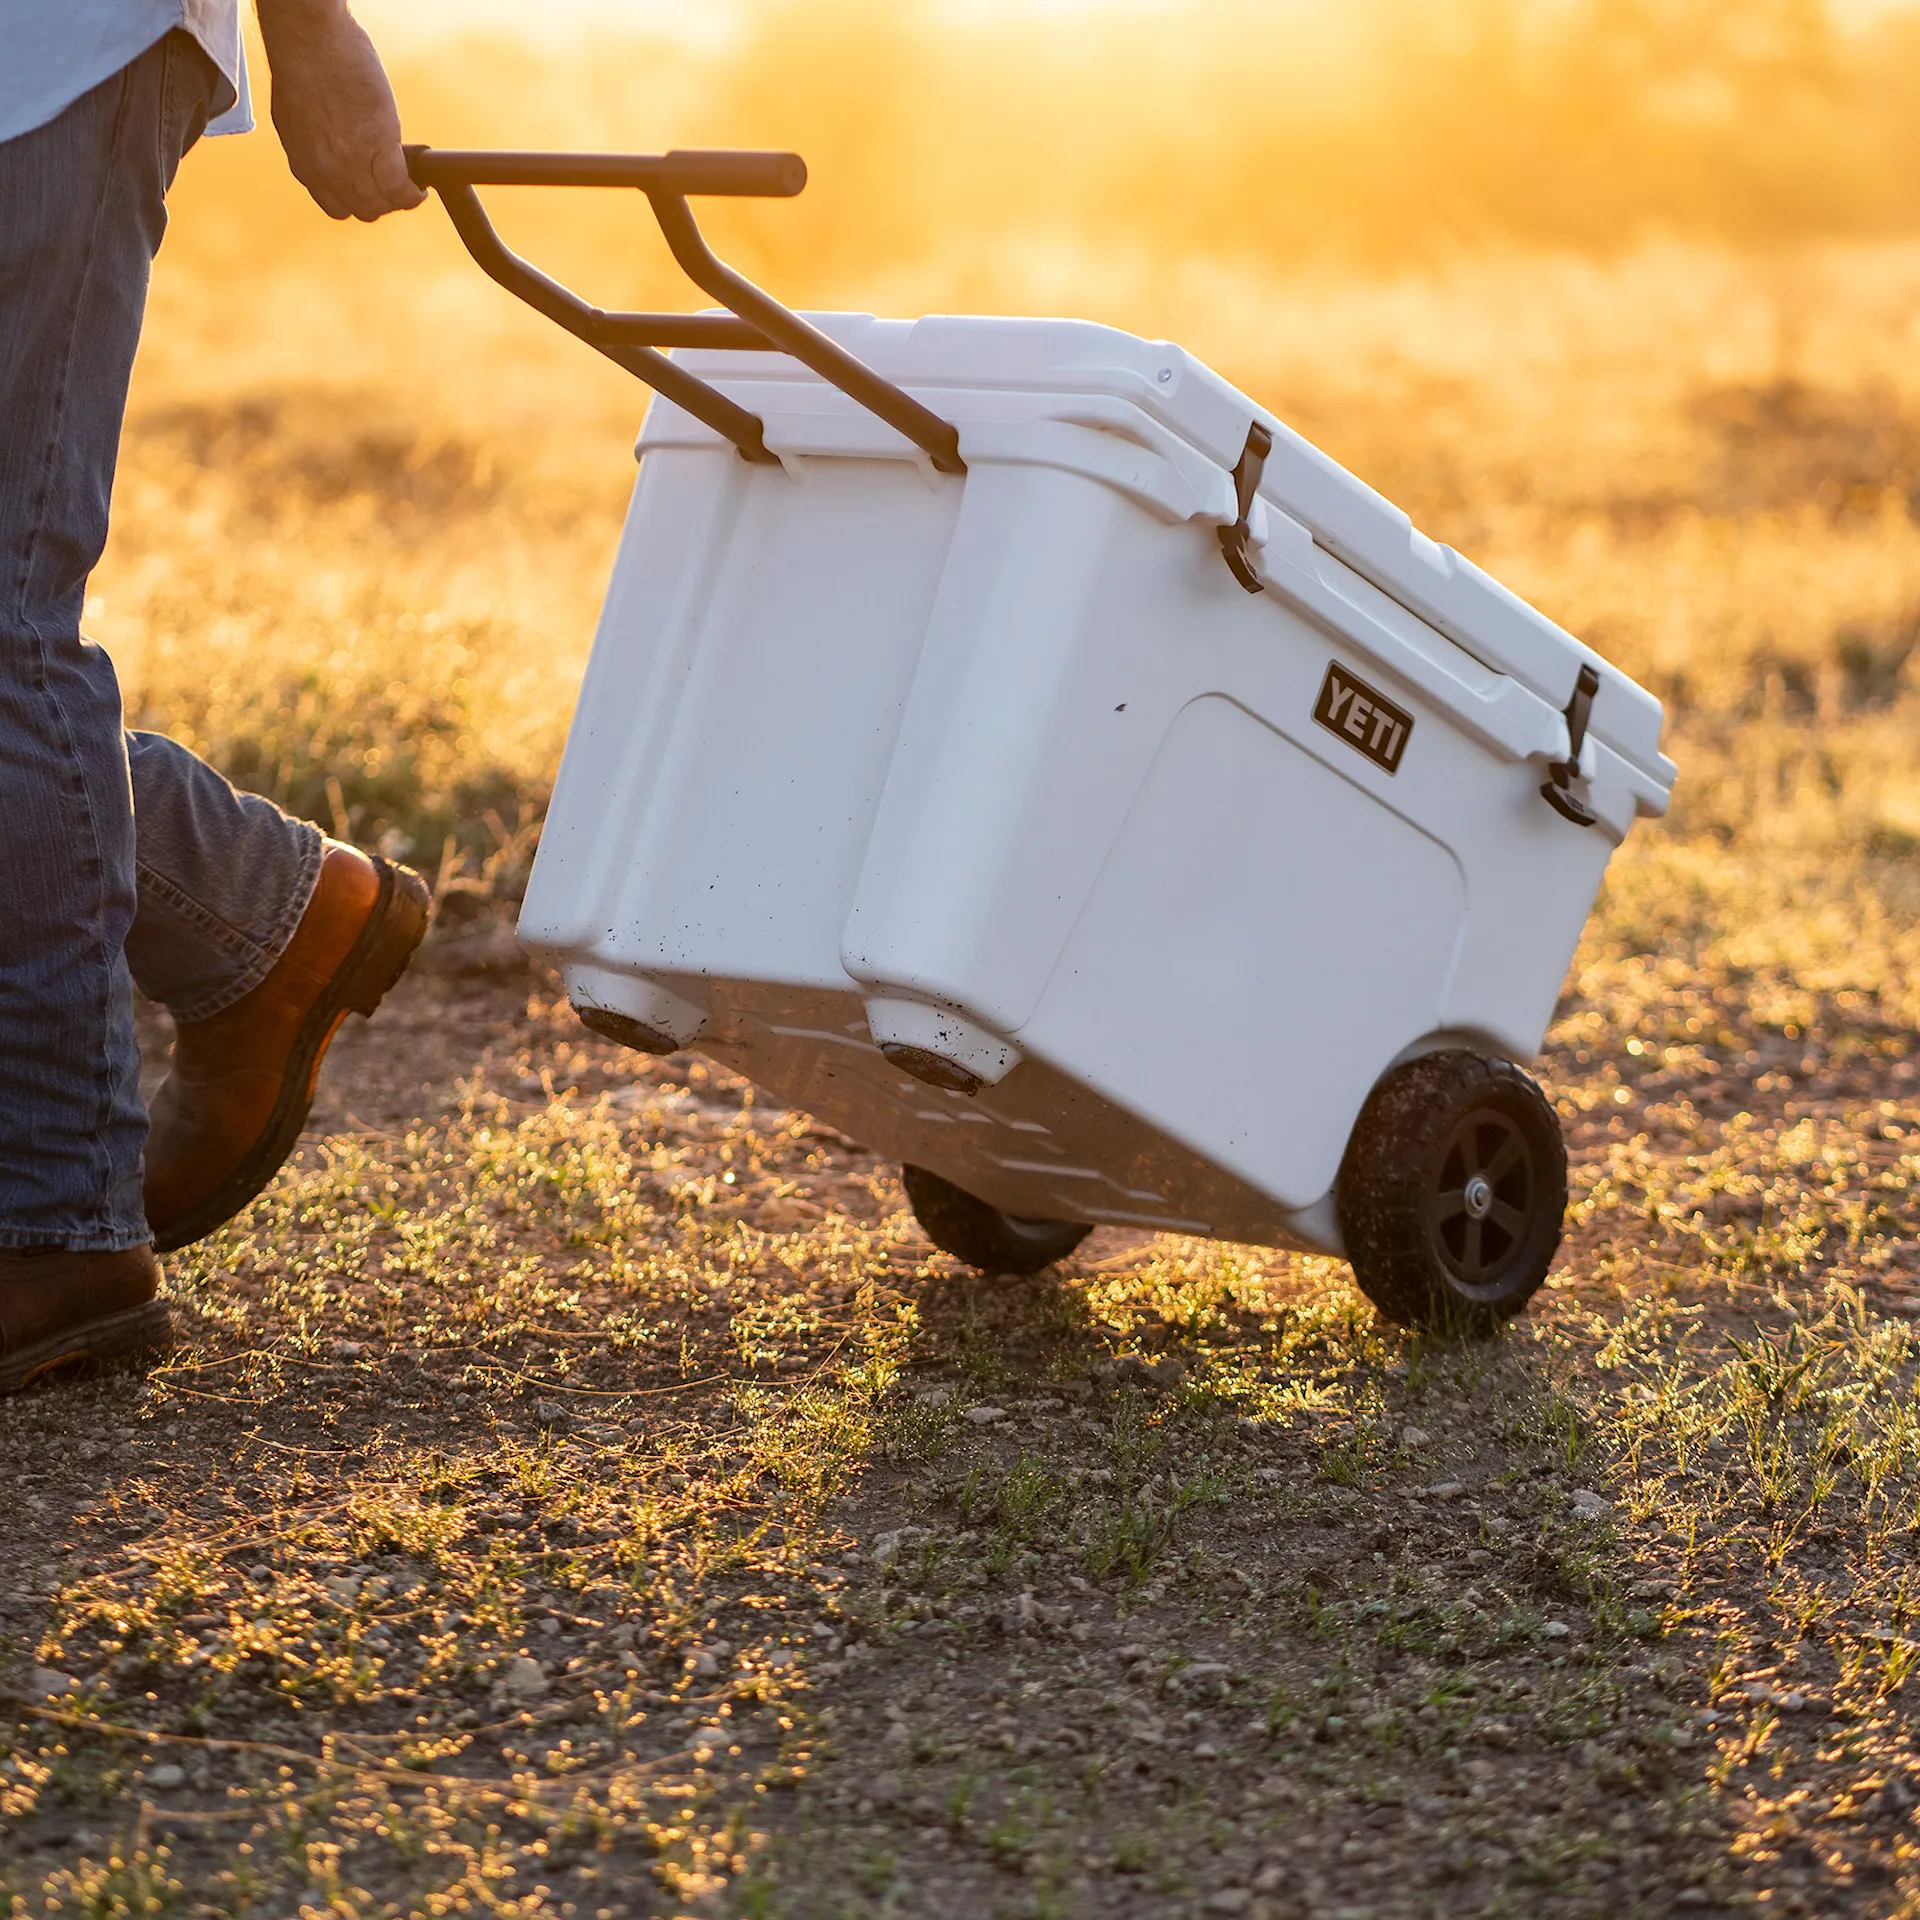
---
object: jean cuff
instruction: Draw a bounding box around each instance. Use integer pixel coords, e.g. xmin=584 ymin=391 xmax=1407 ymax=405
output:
xmin=0 ymin=1225 xmax=152 ymax=1253
xmin=156 ymin=825 xmax=326 ymax=1024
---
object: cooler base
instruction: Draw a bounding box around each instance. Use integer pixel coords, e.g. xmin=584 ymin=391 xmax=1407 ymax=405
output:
xmin=567 ymin=971 xmax=1345 ymax=1257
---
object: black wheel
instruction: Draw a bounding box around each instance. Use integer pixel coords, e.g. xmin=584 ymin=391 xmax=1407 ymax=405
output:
xmin=901 ymin=1165 xmax=1092 ymax=1276
xmin=1335 ymin=1050 xmax=1566 ymax=1335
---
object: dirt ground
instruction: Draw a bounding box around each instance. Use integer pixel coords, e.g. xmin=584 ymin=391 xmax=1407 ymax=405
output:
xmin=6 ymin=910 xmax=1920 ymax=1920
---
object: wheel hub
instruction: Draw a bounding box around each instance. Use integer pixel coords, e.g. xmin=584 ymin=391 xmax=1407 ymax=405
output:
xmin=1427 ymin=1105 xmax=1535 ymax=1288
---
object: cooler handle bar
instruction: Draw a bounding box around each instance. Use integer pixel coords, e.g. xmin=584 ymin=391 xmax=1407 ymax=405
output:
xmin=404 ymin=145 xmax=966 ymax=476
xmin=407 ymin=147 xmax=808 ymax=196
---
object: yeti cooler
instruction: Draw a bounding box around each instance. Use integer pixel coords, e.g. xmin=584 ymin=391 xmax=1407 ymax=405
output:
xmin=410 ymin=143 xmax=1675 ymax=1331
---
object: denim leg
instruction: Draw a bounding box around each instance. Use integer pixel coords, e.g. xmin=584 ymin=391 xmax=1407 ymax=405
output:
xmin=126 ymin=733 xmax=323 ymax=1023
xmin=0 ymin=35 xmax=218 ymax=1250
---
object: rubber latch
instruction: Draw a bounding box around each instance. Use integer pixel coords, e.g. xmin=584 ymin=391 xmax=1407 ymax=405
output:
xmin=1540 ymin=664 xmax=1602 ymax=827
xmin=1218 ymin=422 xmax=1274 ymax=595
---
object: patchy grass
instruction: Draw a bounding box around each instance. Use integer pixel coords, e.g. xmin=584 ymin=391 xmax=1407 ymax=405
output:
xmin=8 ymin=941 xmax=1920 ymax=1915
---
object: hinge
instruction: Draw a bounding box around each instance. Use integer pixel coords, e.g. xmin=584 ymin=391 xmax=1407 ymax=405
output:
xmin=1218 ymin=421 xmax=1274 ymax=594
xmin=1540 ymin=663 xmax=1601 ymax=827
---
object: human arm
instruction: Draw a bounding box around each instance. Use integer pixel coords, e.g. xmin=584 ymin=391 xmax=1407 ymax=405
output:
xmin=254 ymin=0 xmax=425 ymax=221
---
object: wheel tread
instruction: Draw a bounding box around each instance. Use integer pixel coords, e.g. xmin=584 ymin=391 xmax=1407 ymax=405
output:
xmin=1336 ymin=1050 xmax=1566 ymax=1335
xmin=901 ymin=1165 xmax=1091 ymax=1276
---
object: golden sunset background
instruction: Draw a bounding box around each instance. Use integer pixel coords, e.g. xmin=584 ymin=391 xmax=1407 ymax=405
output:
xmin=104 ymin=0 xmax=1920 ymax=1007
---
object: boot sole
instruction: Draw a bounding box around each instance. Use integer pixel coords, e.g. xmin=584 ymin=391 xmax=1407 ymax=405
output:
xmin=0 ymin=1297 xmax=173 ymax=1396
xmin=150 ymin=858 xmax=433 ymax=1255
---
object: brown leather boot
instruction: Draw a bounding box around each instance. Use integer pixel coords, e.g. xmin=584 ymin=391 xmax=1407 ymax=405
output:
xmin=143 ymin=842 xmax=431 ymax=1253
xmin=0 ymin=1245 xmax=170 ymax=1394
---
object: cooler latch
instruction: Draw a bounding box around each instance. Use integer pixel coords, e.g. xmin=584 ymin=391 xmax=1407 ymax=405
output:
xmin=1218 ymin=422 xmax=1274 ymax=594
xmin=1541 ymin=664 xmax=1601 ymax=827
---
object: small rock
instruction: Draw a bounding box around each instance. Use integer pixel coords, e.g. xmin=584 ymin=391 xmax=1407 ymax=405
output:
xmin=964 ymin=1405 xmax=1008 ymax=1426
xmin=25 ymin=1668 xmax=75 ymax=1699
xmin=1207 ymin=1892 xmax=1252 ymax=1916
xmin=1568 ymin=1489 xmax=1610 ymax=1520
xmin=501 ymin=1655 xmax=547 ymax=1700
xmin=1193 ymin=1741 xmax=1220 ymax=1760
xmin=684 ymin=1649 xmax=719 ymax=1678
xmin=869 ymin=1771 xmax=904 ymax=1806
xmin=1541 ymin=1620 xmax=1572 ymax=1639
xmin=915 ymin=1387 xmax=953 ymax=1408
xmin=1147 ymin=1356 xmax=1188 ymax=1390
xmin=1399 ymin=1426 xmax=1431 ymax=1449
xmin=872 ymin=1526 xmax=931 ymax=1566
xmin=533 ymin=1401 xmax=570 ymax=1430
xmin=1172 ymin=1661 xmax=1234 ymax=1697
xmin=1419 ymin=1480 xmax=1465 ymax=1500
xmin=143 ymin=1763 xmax=186 ymax=1791
xmin=332 ymin=1339 xmax=364 ymax=1360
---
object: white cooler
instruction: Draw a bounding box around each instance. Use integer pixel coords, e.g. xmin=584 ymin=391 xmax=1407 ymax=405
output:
xmin=411 ymin=146 xmax=1675 ymax=1330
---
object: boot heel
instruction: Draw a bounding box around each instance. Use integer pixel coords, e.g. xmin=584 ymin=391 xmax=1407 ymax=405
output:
xmin=0 ymin=1299 xmax=172 ymax=1395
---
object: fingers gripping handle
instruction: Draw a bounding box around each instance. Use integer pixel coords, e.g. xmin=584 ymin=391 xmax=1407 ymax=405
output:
xmin=404 ymin=144 xmax=966 ymax=475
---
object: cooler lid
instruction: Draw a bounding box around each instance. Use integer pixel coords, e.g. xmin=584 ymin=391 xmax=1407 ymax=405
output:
xmin=675 ymin=313 xmax=1670 ymax=779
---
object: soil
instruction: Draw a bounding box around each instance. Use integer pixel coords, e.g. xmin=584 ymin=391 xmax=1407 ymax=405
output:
xmin=4 ymin=917 xmax=1920 ymax=1919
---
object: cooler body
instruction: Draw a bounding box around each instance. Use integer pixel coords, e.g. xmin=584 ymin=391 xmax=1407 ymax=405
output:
xmin=519 ymin=317 xmax=1673 ymax=1253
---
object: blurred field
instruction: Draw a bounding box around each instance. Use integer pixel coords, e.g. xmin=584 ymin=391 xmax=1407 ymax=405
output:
xmin=20 ymin=4 xmax=1920 ymax=1915
xmin=102 ymin=0 xmax=1920 ymax=1011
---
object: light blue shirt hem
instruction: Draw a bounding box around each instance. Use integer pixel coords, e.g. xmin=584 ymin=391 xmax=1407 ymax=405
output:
xmin=0 ymin=1 xmax=252 ymax=146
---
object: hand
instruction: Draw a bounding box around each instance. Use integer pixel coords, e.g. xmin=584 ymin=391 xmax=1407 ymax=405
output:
xmin=256 ymin=0 xmax=425 ymax=221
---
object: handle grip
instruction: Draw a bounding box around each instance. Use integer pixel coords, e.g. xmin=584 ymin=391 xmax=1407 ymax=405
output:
xmin=405 ymin=143 xmax=964 ymax=475
xmin=404 ymin=146 xmax=806 ymax=199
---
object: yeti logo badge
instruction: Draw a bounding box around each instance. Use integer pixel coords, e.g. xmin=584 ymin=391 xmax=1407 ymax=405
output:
xmin=1313 ymin=662 xmax=1413 ymax=774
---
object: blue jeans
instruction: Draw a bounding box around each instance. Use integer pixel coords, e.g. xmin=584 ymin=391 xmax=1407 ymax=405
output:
xmin=0 ymin=33 xmax=323 ymax=1252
